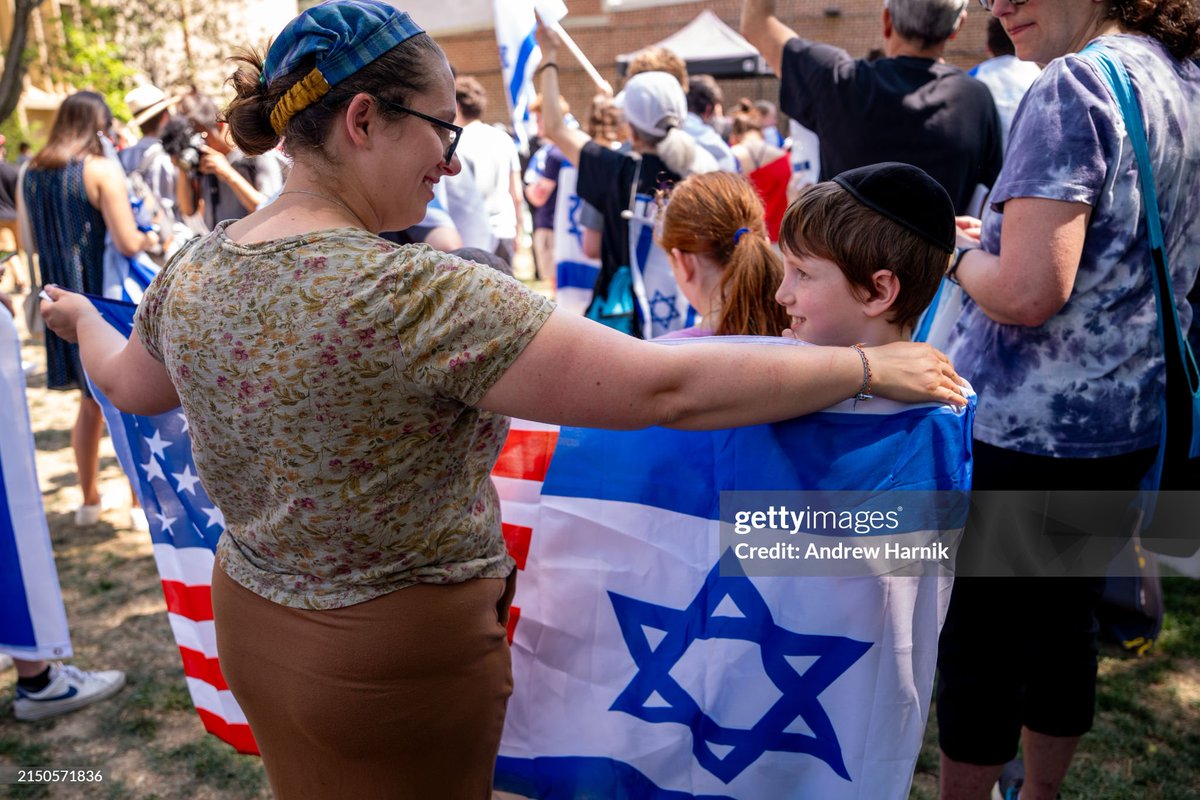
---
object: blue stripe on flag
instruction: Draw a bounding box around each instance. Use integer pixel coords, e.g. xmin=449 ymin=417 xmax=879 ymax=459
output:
xmin=494 ymin=755 xmax=736 ymax=800
xmin=543 ymin=407 xmax=971 ymax=520
xmin=912 ymin=278 xmax=948 ymax=344
xmin=557 ymin=260 xmax=601 ymax=291
xmin=508 ymin=29 xmax=538 ymax=110
xmin=0 ymin=453 xmax=38 ymax=648
xmin=635 ymin=219 xmax=655 ymax=277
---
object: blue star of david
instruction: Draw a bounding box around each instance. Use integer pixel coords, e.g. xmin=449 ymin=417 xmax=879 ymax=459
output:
xmin=608 ymin=551 xmax=872 ymax=783
xmin=649 ymin=289 xmax=681 ymax=330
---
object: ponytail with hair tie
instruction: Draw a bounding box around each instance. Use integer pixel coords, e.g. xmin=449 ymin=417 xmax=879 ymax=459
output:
xmin=657 ymin=172 xmax=788 ymax=337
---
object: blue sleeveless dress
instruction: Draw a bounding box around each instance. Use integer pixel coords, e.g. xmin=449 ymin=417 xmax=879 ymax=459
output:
xmin=23 ymin=160 xmax=106 ymax=391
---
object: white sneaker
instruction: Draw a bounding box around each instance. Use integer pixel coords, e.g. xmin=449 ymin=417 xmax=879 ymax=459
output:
xmin=128 ymin=507 xmax=150 ymax=532
xmin=74 ymin=502 xmax=103 ymax=526
xmin=13 ymin=663 xmax=126 ymax=721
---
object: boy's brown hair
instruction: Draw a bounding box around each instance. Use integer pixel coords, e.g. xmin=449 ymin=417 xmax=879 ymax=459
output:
xmin=778 ymin=182 xmax=949 ymax=331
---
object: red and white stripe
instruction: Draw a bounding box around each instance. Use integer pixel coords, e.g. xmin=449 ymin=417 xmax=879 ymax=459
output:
xmin=153 ymin=544 xmax=258 ymax=755
xmin=494 ymin=419 xmax=560 ymax=642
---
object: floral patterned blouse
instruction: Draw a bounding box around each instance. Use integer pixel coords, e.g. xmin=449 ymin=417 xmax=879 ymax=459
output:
xmin=135 ymin=223 xmax=554 ymax=609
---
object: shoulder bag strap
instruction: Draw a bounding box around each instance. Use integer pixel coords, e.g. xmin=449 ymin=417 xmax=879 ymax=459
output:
xmin=1081 ymin=42 xmax=1200 ymax=461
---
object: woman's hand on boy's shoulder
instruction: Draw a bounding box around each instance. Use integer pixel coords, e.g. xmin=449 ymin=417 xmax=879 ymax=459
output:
xmin=867 ymin=341 xmax=968 ymax=408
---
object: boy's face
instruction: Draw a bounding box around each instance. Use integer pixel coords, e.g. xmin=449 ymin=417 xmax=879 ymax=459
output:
xmin=775 ymin=251 xmax=869 ymax=346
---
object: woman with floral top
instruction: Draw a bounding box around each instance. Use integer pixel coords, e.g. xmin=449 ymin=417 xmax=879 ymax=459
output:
xmin=40 ymin=1 xmax=965 ymax=797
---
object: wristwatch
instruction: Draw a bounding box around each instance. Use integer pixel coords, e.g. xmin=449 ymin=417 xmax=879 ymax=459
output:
xmin=948 ymin=246 xmax=975 ymax=285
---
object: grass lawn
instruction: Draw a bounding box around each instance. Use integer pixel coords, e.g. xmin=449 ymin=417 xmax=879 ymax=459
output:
xmin=910 ymin=578 xmax=1200 ymax=799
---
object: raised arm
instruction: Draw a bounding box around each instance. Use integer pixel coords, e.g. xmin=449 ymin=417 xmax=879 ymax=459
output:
xmin=740 ymin=0 xmax=799 ymax=77
xmin=953 ymin=197 xmax=1091 ymax=327
xmin=533 ymin=17 xmax=591 ymax=167
xmin=201 ymin=146 xmax=267 ymax=214
xmin=479 ymin=308 xmax=965 ymax=430
xmin=176 ymin=163 xmax=199 ymax=217
xmin=87 ymin=158 xmax=158 ymax=257
xmin=39 ymin=286 xmax=180 ymax=415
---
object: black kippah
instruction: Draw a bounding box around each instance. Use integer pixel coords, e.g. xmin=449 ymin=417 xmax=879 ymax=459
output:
xmin=831 ymin=162 xmax=956 ymax=254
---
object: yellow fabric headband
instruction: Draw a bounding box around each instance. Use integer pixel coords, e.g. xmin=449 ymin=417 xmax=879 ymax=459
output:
xmin=270 ymin=68 xmax=332 ymax=135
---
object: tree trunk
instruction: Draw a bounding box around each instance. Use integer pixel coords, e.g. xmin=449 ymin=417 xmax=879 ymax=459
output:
xmin=0 ymin=0 xmax=50 ymax=125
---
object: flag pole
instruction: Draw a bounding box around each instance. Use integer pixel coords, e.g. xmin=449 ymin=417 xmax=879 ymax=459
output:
xmin=546 ymin=19 xmax=613 ymax=96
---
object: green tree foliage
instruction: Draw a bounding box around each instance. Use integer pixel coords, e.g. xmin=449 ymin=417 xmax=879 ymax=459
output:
xmin=51 ymin=0 xmax=139 ymax=120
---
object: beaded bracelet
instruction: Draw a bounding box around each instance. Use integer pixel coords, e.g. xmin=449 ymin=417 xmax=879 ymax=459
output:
xmin=850 ymin=344 xmax=873 ymax=402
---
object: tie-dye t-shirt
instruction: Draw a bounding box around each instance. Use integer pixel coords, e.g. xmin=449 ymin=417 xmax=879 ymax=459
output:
xmin=135 ymin=224 xmax=554 ymax=609
xmin=946 ymin=35 xmax=1200 ymax=458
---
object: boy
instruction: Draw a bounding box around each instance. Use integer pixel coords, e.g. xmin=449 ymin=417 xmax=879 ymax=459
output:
xmin=775 ymin=162 xmax=956 ymax=347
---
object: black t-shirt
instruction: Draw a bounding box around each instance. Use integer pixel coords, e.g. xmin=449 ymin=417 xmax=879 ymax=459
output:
xmin=780 ymin=37 xmax=1003 ymax=214
xmin=576 ymin=141 xmax=681 ymax=336
xmin=0 ymin=162 xmax=19 ymax=221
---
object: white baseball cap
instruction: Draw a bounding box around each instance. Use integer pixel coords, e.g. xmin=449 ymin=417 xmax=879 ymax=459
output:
xmin=616 ymin=71 xmax=687 ymax=138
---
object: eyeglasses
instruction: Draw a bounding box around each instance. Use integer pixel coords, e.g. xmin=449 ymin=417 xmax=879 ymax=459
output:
xmin=378 ymin=99 xmax=462 ymax=164
xmin=977 ymin=0 xmax=1028 ymax=10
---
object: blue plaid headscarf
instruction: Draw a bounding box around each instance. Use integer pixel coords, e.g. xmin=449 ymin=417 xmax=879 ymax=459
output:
xmin=263 ymin=0 xmax=424 ymax=134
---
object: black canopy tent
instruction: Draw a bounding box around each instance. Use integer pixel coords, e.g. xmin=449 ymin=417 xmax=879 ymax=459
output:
xmin=615 ymin=10 xmax=773 ymax=78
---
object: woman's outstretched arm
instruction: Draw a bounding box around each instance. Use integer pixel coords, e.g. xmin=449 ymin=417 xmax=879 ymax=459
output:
xmin=479 ymin=308 xmax=965 ymax=431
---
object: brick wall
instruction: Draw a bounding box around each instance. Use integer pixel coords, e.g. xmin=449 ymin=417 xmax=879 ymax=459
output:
xmin=437 ymin=0 xmax=992 ymax=130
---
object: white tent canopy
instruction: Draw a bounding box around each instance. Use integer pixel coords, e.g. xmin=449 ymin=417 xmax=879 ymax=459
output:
xmin=616 ymin=10 xmax=771 ymax=77
xmin=401 ymin=0 xmax=711 ymax=36
xmin=401 ymin=0 xmax=494 ymax=36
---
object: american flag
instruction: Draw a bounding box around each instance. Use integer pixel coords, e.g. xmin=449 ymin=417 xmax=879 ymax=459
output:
xmin=86 ymin=296 xmax=255 ymax=752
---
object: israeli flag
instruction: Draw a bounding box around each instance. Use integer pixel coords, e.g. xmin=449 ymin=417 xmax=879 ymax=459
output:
xmin=495 ymin=346 xmax=974 ymax=798
xmin=494 ymin=0 xmax=567 ymax=149
xmin=627 ymin=194 xmax=697 ymax=338
xmin=552 ymin=166 xmax=601 ymax=315
xmin=0 ymin=305 xmax=72 ymax=661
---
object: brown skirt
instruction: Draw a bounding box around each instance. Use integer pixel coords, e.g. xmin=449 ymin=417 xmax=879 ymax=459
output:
xmin=211 ymin=565 xmax=516 ymax=799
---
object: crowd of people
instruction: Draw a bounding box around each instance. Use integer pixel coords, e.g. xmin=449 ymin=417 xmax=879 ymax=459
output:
xmin=2 ymin=0 xmax=1198 ymax=798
